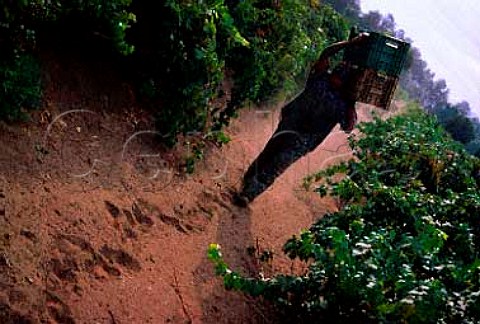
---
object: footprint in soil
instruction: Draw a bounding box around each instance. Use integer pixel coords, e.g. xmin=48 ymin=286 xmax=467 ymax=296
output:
xmin=50 ymin=235 xmax=142 ymax=284
xmin=105 ymin=199 xmax=154 ymax=226
xmin=104 ymin=200 xmax=154 ymax=239
xmin=99 ymin=245 xmax=141 ymax=272
xmin=131 ymin=202 xmax=154 ymax=226
xmin=104 ymin=200 xmax=154 ymax=241
xmin=104 ymin=201 xmax=121 ymax=219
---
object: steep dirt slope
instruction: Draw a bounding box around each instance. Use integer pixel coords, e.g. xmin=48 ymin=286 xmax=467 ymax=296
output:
xmin=0 ymin=55 xmax=398 ymax=323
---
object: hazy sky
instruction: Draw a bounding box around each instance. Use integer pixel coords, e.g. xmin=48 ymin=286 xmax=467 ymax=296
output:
xmin=361 ymin=0 xmax=480 ymax=118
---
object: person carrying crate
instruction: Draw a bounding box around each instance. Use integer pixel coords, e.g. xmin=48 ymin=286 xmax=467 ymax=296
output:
xmin=232 ymin=33 xmax=370 ymax=207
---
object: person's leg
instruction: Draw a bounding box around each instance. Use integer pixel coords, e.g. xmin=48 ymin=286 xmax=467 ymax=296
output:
xmin=239 ymin=130 xmax=303 ymax=203
xmin=339 ymin=103 xmax=357 ymax=133
xmin=237 ymin=119 xmax=337 ymax=205
xmin=233 ymin=85 xmax=341 ymax=206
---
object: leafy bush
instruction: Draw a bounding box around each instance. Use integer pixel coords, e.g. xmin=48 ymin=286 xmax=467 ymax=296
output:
xmin=0 ymin=0 xmax=135 ymax=121
xmin=434 ymin=103 xmax=476 ymax=145
xmin=0 ymin=1 xmax=349 ymax=146
xmin=466 ymin=140 xmax=480 ymax=158
xmin=130 ymin=1 xmax=349 ymax=144
xmin=73 ymin=0 xmax=136 ymax=55
xmin=0 ymin=1 xmax=36 ymax=53
xmin=132 ymin=0 xmax=248 ymax=145
xmin=215 ymin=2 xmax=349 ymax=130
xmin=0 ymin=54 xmax=41 ymax=121
xmin=209 ymin=108 xmax=480 ymax=322
xmin=0 ymin=0 xmax=135 ymax=55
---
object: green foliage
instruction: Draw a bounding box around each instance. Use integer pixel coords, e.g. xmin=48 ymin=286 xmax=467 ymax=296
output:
xmin=434 ymin=103 xmax=476 ymax=144
xmin=79 ymin=0 xmax=136 ymax=55
xmin=139 ymin=1 xmax=349 ymax=144
xmin=0 ymin=1 xmax=350 ymax=148
xmin=210 ymin=109 xmax=480 ymax=322
xmin=183 ymin=139 xmax=205 ymax=174
xmin=57 ymin=0 xmax=136 ymax=55
xmin=322 ymin=0 xmax=361 ymax=23
xmin=0 ymin=0 xmax=135 ymax=121
xmin=206 ymin=130 xmax=231 ymax=146
xmin=132 ymin=1 xmax=349 ymax=147
xmin=145 ymin=0 xmax=248 ymax=145
xmin=0 ymin=0 xmax=135 ymax=54
xmin=215 ymin=2 xmax=349 ymax=130
xmin=0 ymin=1 xmax=37 ymax=53
xmin=0 ymin=54 xmax=41 ymax=121
xmin=466 ymin=140 xmax=480 ymax=158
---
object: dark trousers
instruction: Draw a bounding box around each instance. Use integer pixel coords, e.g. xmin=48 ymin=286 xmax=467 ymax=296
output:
xmin=240 ymin=92 xmax=339 ymax=201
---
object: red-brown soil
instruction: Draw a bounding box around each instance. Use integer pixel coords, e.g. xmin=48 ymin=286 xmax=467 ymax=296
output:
xmin=0 ymin=53 xmax=399 ymax=323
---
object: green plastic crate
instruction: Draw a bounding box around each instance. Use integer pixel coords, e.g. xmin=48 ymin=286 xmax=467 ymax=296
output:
xmin=344 ymin=29 xmax=410 ymax=77
xmin=346 ymin=67 xmax=399 ymax=110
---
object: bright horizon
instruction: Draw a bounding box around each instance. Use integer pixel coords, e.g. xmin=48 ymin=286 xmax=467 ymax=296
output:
xmin=360 ymin=0 xmax=480 ymax=118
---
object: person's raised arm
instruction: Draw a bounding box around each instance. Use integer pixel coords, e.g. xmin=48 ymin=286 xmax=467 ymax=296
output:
xmin=311 ymin=33 xmax=369 ymax=74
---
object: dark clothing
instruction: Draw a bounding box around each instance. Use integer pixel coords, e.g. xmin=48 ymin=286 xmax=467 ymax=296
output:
xmin=239 ymin=71 xmax=351 ymax=202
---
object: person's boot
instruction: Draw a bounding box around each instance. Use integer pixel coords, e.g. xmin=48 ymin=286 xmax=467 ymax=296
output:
xmin=232 ymin=192 xmax=250 ymax=208
xmin=231 ymin=180 xmax=259 ymax=207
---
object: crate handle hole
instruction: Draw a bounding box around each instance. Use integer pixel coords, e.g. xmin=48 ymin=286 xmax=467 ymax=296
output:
xmin=386 ymin=42 xmax=399 ymax=49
